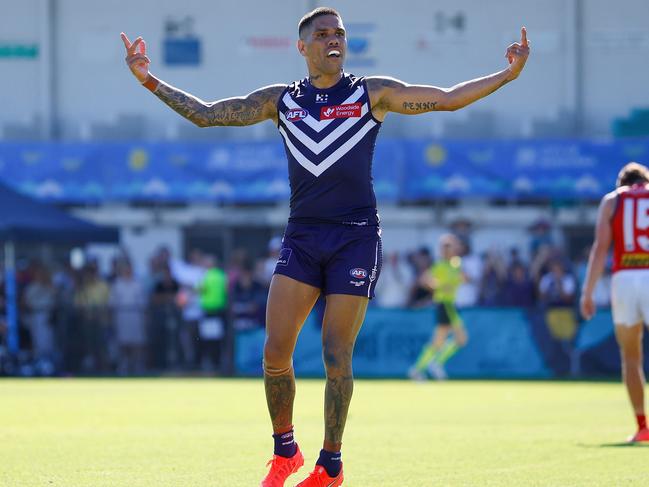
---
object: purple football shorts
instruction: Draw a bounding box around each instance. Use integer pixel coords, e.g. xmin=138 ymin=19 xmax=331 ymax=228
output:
xmin=273 ymin=222 xmax=382 ymax=299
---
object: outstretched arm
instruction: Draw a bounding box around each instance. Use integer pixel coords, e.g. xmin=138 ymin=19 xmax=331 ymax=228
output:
xmin=580 ymin=193 xmax=615 ymax=320
xmin=121 ymin=33 xmax=285 ymax=126
xmin=151 ymin=83 xmax=286 ymax=127
xmin=368 ymin=27 xmax=530 ymax=120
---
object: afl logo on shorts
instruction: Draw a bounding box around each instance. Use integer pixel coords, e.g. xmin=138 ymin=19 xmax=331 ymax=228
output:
xmin=277 ymin=248 xmax=292 ymax=266
xmin=349 ymin=268 xmax=367 ymax=279
xmin=285 ymin=109 xmax=308 ymax=122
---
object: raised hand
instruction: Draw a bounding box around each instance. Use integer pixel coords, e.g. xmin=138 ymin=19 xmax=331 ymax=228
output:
xmin=505 ymin=27 xmax=530 ymax=79
xmin=121 ymin=32 xmax=150 ymax=83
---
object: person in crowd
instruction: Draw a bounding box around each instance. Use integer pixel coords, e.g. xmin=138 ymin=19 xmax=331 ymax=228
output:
xmin=374 ymin=251 xmax=414 ymax=308
xmin=508 ymin=247 xmax=525 ymax=272
xmin=530 ymin=243 xmax=567 ymax=289
xmin=478 ymin=250 xmax=507 ymax=306
xmin=74 ymin=260 xmax=111 ymax=373
xmin=449 ymin=218 xmax=473 ymax=251
xmin=260 ymin=237 xmax=283 ymax=287
xmin=408 ymin=247 xmax=434 ymax=308
xmin=539 ymin=260 xmax=576 ymax=306
xmin=149 ymin=263 xmax=181 ymax=370
xmin=197 ymin=254 xmax=228 ymax=372
xmin=173 ymin=248 xmax=205 ymax=369
xmin=504 ymin=262 xmax=535 ymax=307
xmin=109 ymin=260 xmax=147 ymax=375
xmin=226 ymin=248 xmax=250 ymax=294
xmin=23 ymin=263 xmax=56 ymax=365
xmin=529 ymin=218 xmax=554 ymax=257
xmin=231 ymin=260 xmax=267 ymax=331
xmin=455 ymin=240 xmax=481 ymax=308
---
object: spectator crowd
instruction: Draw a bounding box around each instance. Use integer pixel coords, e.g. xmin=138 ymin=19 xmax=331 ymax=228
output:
xmin=0 ymin=220 xmax=611 ymax=377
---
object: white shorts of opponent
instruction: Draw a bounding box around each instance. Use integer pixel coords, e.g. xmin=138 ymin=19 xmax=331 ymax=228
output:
xmin=611 ymin=269 xmax=649 ymax=327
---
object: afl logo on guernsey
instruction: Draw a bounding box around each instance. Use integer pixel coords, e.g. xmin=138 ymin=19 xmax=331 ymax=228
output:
xmin=285 ymin=108 xmax=308 ymax=122
xmin=349 ymin=268 xmax=368 ymax=279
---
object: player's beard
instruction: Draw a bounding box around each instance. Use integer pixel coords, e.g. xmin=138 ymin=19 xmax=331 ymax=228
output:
xmin=320 ymin=55 xmax=344 ymax=75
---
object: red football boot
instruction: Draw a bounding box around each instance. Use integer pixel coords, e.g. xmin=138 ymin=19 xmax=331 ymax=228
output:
xmin=628 ymin=427 xmax=649 ymax=443
xmin=294 ymin=465 xmax=344 ymax=486
xmin=260 ymin=445 xmax=305 ymax=487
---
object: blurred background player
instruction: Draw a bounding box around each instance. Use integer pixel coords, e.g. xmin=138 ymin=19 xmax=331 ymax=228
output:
xmin=581 ymin=162 xmax=649 ymax=443
xmin=409 ymin=234 xmax=468 ymax=381
xmin=122 ymin=6 xmax=529 ymax=486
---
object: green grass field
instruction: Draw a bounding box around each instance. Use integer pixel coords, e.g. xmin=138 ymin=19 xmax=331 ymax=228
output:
xmin=1 ymin=378 xmax=648 ymax=486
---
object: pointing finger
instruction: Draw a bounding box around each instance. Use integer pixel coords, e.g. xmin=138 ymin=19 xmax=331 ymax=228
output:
xmin=120 ymin=32 xmax=132 ymax=49
xmin=521 ymin=26 xmax=528 ymax=47
xmin=139 ymin=39 xmax=146 ymax=55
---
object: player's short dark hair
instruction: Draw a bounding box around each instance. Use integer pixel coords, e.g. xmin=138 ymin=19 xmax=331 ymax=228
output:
xmin=298 ymin=7 xmax=341 ymax=39
xmin=616 ymin=162 xmax=649 ymax=188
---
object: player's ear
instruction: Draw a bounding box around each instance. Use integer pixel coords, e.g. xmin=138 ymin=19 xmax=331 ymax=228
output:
xmin=297 ymin=39 xmax=306 ymax=57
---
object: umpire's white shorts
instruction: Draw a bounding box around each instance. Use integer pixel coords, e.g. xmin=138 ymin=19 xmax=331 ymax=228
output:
xmin=611 ymin=269 xmax=649 ymax=327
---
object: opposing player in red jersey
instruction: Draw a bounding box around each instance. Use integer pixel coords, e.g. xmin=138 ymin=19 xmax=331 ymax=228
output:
xmin=581 ymin=162 xmax=649 ymax=443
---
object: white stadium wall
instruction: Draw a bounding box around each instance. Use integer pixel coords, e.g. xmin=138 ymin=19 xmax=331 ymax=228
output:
xmin=581 ymin=0 xmax=649 ymax=135
xmin=0 ymin=0 xmax=48 ymax=137
xmin=54 ymin=0 xmax=309 ymax=139
xmin=0 ymin=0 xmax=647 ymax=139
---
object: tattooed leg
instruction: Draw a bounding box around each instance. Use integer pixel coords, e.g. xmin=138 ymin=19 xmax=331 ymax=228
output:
xmin=264 ymin=367 xmax=296 ymax=433
xmin=323 ymin=348 xmax=354 ymax=451
xmin=321 ymin=294 xmax=369 ymax=451
xmin=263 ymin=274 xmax=321 ymax=433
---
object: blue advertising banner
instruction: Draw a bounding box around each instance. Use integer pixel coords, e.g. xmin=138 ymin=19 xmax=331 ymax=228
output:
xmin=235 ymin=307 xmax=552 ymax=379
xmin=235 ymin=307 xmax=632 ymax=379
xmin=0 ymin=138 xmax=646 ymax=203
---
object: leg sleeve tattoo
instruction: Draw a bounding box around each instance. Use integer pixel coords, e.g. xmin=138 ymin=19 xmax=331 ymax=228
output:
xmin=264 ymin=370 xmax=296 ymax=432
xmin=324 ymin=374 xmax=354 ymax=446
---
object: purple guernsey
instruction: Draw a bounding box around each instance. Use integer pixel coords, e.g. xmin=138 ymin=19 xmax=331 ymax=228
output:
xmin=277 ymin=73 xmax=382 ymax=226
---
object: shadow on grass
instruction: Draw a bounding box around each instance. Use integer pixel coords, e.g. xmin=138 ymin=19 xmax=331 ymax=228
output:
xmin=578 ymin=442 xmax=649 ymax=448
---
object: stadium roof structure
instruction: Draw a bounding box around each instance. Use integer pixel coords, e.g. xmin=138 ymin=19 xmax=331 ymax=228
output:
xmin=0 ymin=181 xmax=118 ymax=243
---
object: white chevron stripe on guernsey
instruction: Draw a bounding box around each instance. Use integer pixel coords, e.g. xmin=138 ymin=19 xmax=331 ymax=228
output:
xmin=279 ymin=103 xmax=369 ymax=155
xmin=279 ymin=118 xmax=376 ymax=177
xmin=282 ymin=86 xmax=365 ymax=133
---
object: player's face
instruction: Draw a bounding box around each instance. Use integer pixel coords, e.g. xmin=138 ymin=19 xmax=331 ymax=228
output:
xmin=299 ymin=15 xmax=346 ymax=75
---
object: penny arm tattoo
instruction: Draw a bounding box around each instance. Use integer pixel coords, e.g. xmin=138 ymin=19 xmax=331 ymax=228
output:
xmin=152 ymin=81 xmax=286 ymax=127
xmin=402 ymin=101 xmax=438 ymax=112
xmin=367 ymin=69 xmax=513 ymax=114
xmin=265 ymin=373 xmax=296 ymax=432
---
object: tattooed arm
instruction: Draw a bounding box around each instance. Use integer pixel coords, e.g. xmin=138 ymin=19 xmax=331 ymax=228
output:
xmin=120 ymin=32 xmax=285 ymax=126
xmin=367 ymin=27 xmax=530 ymax=121
xmin=152 ymin=82 xmax=286 ymax=127
xmin=367 ymin=72 xmax=511 ymax=121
